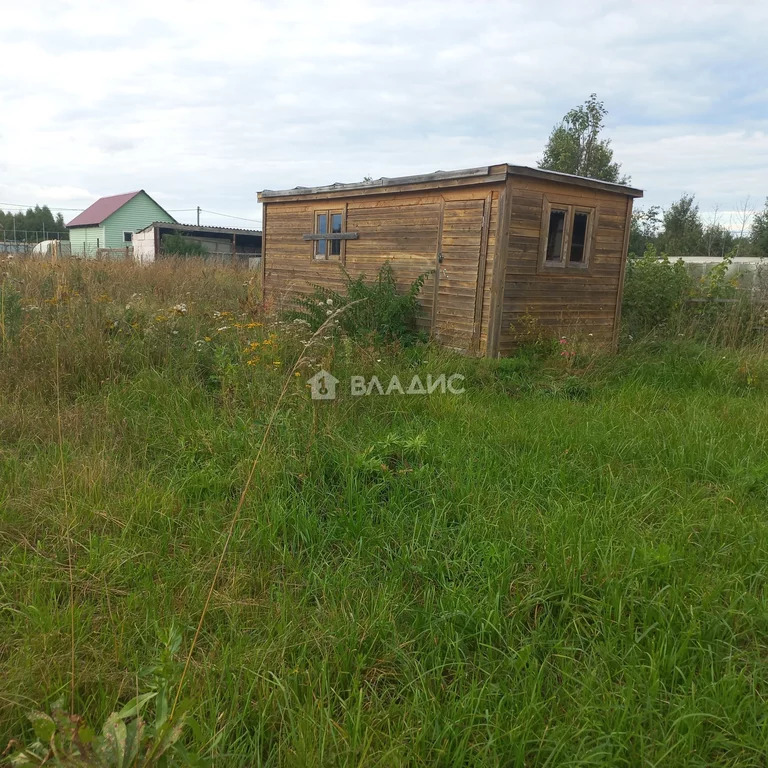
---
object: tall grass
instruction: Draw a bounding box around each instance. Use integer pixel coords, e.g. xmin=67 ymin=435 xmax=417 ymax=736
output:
xmin=2 ymin=256 xmax=768 ymax=765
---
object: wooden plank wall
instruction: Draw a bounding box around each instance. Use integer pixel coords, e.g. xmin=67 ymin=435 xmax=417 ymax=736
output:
xmin=478 ymin=193 xmax=498 ymax=355
xmin=263 ymin=185 xmax=501 ymax=353
xmin=434 ymin=198 xmax=484 ymax=350
xmin=497 ymin=178 xmax=631 ymax=355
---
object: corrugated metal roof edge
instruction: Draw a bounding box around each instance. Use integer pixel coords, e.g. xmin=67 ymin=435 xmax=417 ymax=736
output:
xmin=258 ymin=164 xmax=643 ymax=200
xmin=136 ymin=221 xmax=261 ymax=235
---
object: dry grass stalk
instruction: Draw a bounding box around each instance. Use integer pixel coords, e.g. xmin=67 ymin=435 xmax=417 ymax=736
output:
xmin=169 ymin=299 xmax=364 ymax=719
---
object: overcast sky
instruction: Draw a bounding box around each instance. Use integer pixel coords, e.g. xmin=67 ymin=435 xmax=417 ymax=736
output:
xmin=1 ymin=0 xmax=766 ymax=230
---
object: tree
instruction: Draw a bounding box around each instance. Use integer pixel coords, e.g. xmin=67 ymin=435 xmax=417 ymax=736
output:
xmin=751 ymin=198 xmax=768 ymax=258
xmin=658 ymin=194 xmax=704 ymax=259
xmin=0 ymin=205 xmax=67 ymax=242
xmin=629 ymin=205 xmax=661 ymax=258
xmin=702 ymin=221 xmax=735 ymax=260
xmin=538 ymin=94 xmax=629 ymax=183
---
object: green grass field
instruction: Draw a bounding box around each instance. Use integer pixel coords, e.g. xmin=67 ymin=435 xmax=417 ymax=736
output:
xmin=2 ymin=258 xmax=768 ymax=766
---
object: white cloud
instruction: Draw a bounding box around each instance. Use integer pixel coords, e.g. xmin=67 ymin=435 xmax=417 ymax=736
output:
xmin=1 ymin=0 xmax=767 ymax=227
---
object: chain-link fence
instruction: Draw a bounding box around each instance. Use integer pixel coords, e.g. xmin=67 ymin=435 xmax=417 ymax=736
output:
xmin=0 ymin=231 xmax=69 ymax=256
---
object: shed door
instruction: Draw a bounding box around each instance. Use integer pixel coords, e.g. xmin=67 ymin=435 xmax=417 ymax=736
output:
xmin=432 ymin=198 xmax=488 ymax=351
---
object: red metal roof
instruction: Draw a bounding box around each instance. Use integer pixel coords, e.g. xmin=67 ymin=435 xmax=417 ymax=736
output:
xmin=67 ymin=191 xmax=142 ymax=227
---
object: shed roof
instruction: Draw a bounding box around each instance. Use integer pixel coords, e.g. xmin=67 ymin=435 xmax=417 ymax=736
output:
xmin=259 ymin=164 xmax=643 ymax=202
xmin=67 ymin=190 xmax=176 ymax=227
xmin=137 ymin=222 xmax=261 ymax=236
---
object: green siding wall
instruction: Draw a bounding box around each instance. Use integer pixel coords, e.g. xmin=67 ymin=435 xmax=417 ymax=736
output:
xmin=68 ymin=226 xmax=106 ymax=256
xmin=102 ymin=192 xmax=175 ymax=248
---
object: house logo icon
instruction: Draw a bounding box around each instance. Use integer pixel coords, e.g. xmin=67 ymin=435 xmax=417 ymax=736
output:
xmin=307 ymin=369 xmax=340 ymax=400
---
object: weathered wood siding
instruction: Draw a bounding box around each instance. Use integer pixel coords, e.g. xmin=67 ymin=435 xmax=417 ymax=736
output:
xmin=497 ymin=178 xmax=632 ymax=355
xmin=263 ymin=185 xmax=501 ymax=353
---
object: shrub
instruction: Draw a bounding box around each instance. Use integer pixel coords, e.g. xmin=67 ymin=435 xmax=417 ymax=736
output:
xmin=508 ymin=311 xmax=560 ymax=359
xmin=161 ymin=234 xmax=207 ymax=257
xmin=621 ymin=244 xmax=692 ymax=337
xmin=283 ymin=262 xmax=431 ymax=345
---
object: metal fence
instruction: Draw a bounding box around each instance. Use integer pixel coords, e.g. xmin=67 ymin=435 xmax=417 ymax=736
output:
xmin=0 ymin=231 xmax=68 ymax=245
xmin=0 ymin=241 xmax=34 ymax=254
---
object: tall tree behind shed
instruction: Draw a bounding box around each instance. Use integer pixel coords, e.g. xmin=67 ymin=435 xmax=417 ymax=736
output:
xmin=751 ymin=198 xmax=768 ymax=258
xmin=659 ymin=194 xmax=704 ymax=259
xmin=538 ymin=94 xmax=629 ymax=183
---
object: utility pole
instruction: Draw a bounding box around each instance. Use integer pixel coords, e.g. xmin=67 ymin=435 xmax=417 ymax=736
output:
xmin=197 ymin=206 xmax=201 ymax=226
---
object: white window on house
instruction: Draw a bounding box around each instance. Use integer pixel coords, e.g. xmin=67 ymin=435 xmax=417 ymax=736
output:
xmin=540 ymin=203 xmax=595 ymax=269
xmin=123 ymin=231 xmax=133 ymax=243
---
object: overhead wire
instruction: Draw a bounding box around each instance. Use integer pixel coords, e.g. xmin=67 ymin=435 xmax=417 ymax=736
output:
xmin=1 ymin=202 xmax=261 ymax=225
xmin=199 ymin=209 xmax=261 ymax=225
xmin=0 ymin=202 xmax=82 ymax=211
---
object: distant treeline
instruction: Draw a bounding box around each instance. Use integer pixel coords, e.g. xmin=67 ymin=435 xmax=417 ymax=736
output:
xmin=0 ymin=206 xmax=67 ymax=242
xmin=630 ymin=195 xmax=768 ymax=260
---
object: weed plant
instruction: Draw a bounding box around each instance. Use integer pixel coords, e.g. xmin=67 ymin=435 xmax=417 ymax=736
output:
xmin=2 ymin=257 xmax=768 ymax=766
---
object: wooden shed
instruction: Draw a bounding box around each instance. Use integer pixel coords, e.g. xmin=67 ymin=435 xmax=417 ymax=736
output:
xmin=258 ymin=164 xmax=642 ymax=356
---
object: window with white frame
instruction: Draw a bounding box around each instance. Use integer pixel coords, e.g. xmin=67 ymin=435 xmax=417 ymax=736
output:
xmin=540 ymin=202 xmax=595 ymax=269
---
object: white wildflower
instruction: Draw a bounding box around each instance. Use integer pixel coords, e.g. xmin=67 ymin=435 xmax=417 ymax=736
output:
xmin=326 ymin=298 xmax=333 ymax=305
xmin=172 ymin=303 xmax=188 ymax=315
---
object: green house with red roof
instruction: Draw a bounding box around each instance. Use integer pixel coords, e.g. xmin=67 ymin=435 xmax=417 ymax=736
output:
xmin=67 ymin=190 xmax=176 ymax=256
